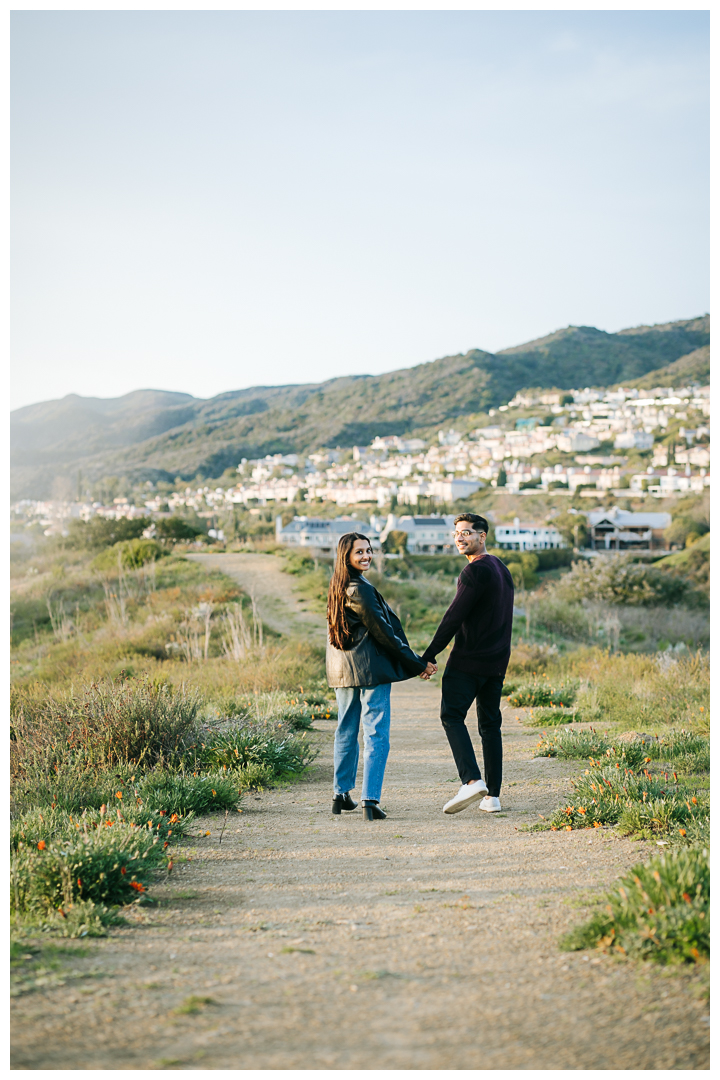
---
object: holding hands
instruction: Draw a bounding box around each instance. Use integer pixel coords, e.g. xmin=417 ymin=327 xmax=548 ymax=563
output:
xmin=420 ymin=661 xmax=438 ymax=680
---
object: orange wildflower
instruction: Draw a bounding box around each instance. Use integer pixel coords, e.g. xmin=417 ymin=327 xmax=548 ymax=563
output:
xmin=129 ymin=881 xmax=145 ymax=892
xmin=37 ymin=840 xmax=46 ymax=851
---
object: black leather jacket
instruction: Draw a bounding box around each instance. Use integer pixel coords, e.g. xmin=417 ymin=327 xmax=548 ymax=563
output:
xmin=326 ymin=572 xmax=426 ymax=688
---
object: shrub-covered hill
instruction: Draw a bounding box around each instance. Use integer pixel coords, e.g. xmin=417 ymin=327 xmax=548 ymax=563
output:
xmin=11 ymin=315 xmax=709 ymax=498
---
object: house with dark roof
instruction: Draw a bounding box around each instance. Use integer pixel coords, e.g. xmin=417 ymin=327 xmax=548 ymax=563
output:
xmin=586 ymin=507 xmax=671 ymax=551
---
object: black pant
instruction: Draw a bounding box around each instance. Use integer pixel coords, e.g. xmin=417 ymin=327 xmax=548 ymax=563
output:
xmin=440 ymin=668 xmax=504 ymax=796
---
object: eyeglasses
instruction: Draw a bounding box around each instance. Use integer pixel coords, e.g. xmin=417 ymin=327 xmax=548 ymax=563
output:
xmin=453 ymin=530 xmax=475 ymax=538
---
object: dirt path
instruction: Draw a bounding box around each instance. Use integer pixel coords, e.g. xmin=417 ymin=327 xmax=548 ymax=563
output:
xmin=11 ymin=555 xmax=709 ymax=1068
xmin=185 ymin=552 xmax=326 ymax=645
xmin=11 ymin=687 xmax=709 ymax=1069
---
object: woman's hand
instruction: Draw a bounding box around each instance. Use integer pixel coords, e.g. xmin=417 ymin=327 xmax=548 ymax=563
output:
xmin=420 ymin=661 xmax=437 ymax=680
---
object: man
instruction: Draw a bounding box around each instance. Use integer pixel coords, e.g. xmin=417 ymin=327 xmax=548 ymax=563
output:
xmin=421 ymin=514 xmax=514 ymax=814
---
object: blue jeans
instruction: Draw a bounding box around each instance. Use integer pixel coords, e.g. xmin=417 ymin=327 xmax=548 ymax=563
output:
xmin=333 ymin=684 xmax=392 ymax=803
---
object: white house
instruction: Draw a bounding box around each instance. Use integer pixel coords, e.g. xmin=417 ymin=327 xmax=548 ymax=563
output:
xmin=380 ymin=514 xmax=458 ymax=555
xmin=495 ymin=518 xmax=566 ymax=551
xmin=426 ymin=478 xmax=483 ymax=503
xmin=275 ymin=516 xmax=381 ymax=554
xmin=556 ymin=431 xmax=601 ymax=453
xmin=614 ymin=431 xmax=654 ymax=451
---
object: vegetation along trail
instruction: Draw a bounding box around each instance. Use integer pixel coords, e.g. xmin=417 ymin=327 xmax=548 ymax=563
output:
xmin=11 ymin=558 xmax=709 ymax=1070
xmin=185 ymin=552 xmax=327 ymax=646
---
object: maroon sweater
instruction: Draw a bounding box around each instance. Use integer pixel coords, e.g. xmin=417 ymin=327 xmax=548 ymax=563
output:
xmin=421 ymin=553 xmax=514 ymax=677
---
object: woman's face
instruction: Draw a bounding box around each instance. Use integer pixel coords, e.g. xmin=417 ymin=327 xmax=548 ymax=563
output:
xmin=348 ymin=539 xmax=373 ymax=574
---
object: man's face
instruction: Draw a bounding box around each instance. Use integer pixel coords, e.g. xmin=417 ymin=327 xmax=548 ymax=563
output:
xmin=453 ymin=521 xmax=486 ymax=558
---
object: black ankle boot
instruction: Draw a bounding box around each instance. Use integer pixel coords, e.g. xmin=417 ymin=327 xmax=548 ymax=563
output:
xmin=362 ymin=799 xmax=387 ymax=821
xmin=332 ymin=792 xmax=358 ymax=815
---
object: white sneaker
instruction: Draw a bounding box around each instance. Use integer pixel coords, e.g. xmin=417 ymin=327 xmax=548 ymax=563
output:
xmin=443 ymin=779 xmax=489 ymax=814
xmin=479 ymin=796 xmax=502 ymax=813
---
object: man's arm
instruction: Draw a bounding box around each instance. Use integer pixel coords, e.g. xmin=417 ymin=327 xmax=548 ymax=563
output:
xmin=421 ymin=567 xmax=486 ymax=663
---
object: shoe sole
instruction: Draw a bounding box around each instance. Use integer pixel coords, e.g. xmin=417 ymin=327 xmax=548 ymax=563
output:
xmin=480 ymin=805 xmax=502 ymax=813
xmin=443 ymin=788 xmax=488 ymax=814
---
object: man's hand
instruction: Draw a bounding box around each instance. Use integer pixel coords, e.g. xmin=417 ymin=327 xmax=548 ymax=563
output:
xmin=420 ymin=661 xmax=437 ymax=680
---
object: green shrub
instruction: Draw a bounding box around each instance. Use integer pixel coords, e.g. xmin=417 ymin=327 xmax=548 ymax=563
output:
xmin=138 ymin=770 xmax=241 ymax=816
xmin=12 ymin=676 xmax=202 ymax=773
xmin=643 ymin=730 xmax=710 ymax=773
xmin=11 ymin=762 xmax=132 ymax=815
xmin=560 ymin=846 xmax=709 ymax=963
xmin=198 ymin=724 xmax=316 ymax=777
xmin=507 ymin=677 xmax=578 ymax=708
xmin=534 ymin=728 xmax=646 ymax=768
xmin=91 ymin=538 xmax=166 ymax=572
xmin=66 ymin=516 xmax=152 ymax=551
xmin=548 ymin=763 xmax=703 ymax=832
xmin=531 ymin=595 xmax=589 ymax=640
xmin=555 ymin=555 xmax=691 ymax=607
xmin=523 ymin=707 xmax=581 ymax=727
xmin=11 ymin=804 xmax=191 ymax=855
xmin=11 ymin=822 xmax=164 ymax=915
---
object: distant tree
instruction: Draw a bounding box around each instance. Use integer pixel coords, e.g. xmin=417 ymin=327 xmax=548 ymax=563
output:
xmin=66 ymin=516 xmax=152 ymax=551
xmin=383 ymin=530 xmax=408 ymax=555
xmin=496 ymin=467 xmax=507 ymax=488
xmin=560 ymin=393 xmax=574 ymax=406
xmin=551 ymin=511 xmax=589 ymax=549
xmin=155 ymin=516 xmax=202 ymax=543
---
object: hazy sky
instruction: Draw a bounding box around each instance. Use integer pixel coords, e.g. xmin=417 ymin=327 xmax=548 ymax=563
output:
xmin=11 ymin=9 xmax=709 ymax=411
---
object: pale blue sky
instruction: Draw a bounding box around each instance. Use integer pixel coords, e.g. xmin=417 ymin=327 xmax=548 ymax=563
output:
xmin=11 ymin=10 xmax=709 ymax=411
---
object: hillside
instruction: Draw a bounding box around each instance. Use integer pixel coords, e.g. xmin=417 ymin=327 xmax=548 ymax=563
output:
xmin=620 ymin=345 xmax=710 ymax=390
xmin=11 ymin=315 xmax=709 ymax=499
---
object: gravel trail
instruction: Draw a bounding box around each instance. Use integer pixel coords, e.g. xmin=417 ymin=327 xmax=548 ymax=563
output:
xmin=11 ymin=683 xmax=708 ymax=1069
xmin=11 ymin=555 xmax=709 ymax=1068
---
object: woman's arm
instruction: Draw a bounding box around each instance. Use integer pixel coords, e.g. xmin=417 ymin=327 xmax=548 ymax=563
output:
xmin=346 ymin=582 xmax=426 ymax=675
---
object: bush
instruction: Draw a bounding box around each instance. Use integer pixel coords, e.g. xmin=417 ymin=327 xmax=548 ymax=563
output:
xmin=197 ymin=724 xmax=316 ymax=778
xmin=91 ymin=538 xmax=166 ymax=572
xmin=155 ymin=517 xmax=204 ymax=543
xmin=560 ymin=846 xmax=709 ymax=963
xmin=11 ymin=822 xmax=164 ymax=915
xmin=554 ymin=555 xmax=691 ymax=607
xmin=65 ymin=516 xmax=153 ymax=551
xmin=507 ymin=677 xmax=578 ymax=708
xmin=535 ymin=728 xmax=646 ymax=767
xmin=11 ymin=803 xmax=191 ymax=851
xmin=644 ymin=730 xmax=710 ymax=774
xmin=547 ymin=761 xmax=703 ymax=832
xmin=12 ymin=676 xmax=203 ymax=773
xmin=523 ymin=707 xmax=581 ymax=727
xmin=531 ymin=595 xmax=588 ymax=639
xmin=138 ymin=770 xmax=241 ymax=815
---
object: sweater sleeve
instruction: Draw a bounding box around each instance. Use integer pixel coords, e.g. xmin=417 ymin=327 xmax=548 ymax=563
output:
xmin=421 ymin=565 xmax=487 ymax=663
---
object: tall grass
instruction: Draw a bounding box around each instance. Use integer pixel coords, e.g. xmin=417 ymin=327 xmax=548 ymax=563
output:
xmin=11 ymin=675 xmax=202 ymax=774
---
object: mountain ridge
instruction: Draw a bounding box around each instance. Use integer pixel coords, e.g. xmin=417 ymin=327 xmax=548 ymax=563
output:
xmin=12 ymin=315 xmax=709 ymax=500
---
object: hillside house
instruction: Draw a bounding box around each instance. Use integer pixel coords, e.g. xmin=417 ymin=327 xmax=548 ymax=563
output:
xmin=495 ymin=518 xmax=565 ymax=551
xmin=586 ymin=507 xmax=671 ymax=551
xmin=275 ymin=516 xmax=381 ymax=554
xmin=380 ymin=514 xmax=458 ymax=554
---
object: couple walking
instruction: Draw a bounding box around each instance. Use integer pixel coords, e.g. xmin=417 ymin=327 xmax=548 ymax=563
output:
xmin=326 ymin=514 xmax=514 ymax=821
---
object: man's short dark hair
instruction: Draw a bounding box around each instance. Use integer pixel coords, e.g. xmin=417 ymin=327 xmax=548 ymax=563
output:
xmin=454 ymin=513 xmax=489 ymax=535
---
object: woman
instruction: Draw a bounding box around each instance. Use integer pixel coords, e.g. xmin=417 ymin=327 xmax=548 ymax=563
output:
xmin=326 ymin=532 xmax=435 ymax=821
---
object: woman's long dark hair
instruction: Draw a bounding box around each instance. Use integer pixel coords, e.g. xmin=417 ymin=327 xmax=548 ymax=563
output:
xmin=327 ymin=532 xmax=372 ymax=650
